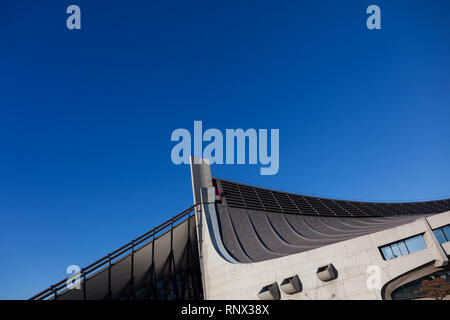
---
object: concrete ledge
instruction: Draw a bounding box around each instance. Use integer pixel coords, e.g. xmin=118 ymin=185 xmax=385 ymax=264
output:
xmin=442 ymin=242 xmax=450 ymax=256
xmin=426 ymin=211 xmax=450 ymax=229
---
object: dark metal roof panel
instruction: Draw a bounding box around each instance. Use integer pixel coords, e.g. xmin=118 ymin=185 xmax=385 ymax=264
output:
xmin=213 ymin=179 xmax=449 ymax=263
xmin=216 ymin=178 xmax=450 ymax=217
xmin=215 ymin=204 xmax=431 ymax=263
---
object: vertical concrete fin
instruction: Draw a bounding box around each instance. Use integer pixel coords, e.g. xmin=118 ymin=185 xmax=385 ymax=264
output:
xmin=189 ymin=156 xmax=214 ymax=298
xmin=190 ymin=156 xmax=213 ymax=205
xmin=422 ymin=217 xmax=449 ymax=267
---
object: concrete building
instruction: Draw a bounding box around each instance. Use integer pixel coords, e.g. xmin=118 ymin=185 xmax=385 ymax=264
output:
xmin=31 ymin=157 xmax=450 ymax=300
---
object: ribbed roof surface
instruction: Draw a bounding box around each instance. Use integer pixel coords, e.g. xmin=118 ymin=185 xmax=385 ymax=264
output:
xmin=217 ymin=179 xmax=450 ymax=217
xmin=214 ymin=179 xmax=450 ymax=263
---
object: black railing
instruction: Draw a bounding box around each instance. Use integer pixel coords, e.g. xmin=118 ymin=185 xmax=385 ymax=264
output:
xmin=30 ymin=203 xmax=200 ymax=300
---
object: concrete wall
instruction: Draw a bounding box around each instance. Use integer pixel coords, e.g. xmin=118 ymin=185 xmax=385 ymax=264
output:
xmin=200 ymin=203 xmax=449 ymax=300
xmin=190 ymin=157 xmax=450 ymax=300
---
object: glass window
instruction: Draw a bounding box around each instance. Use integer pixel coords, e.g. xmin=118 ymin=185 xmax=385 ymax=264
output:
xmin=392 ymin=269 xmax=450 ymax=300
xmin=442 ymin=225 xmax=450 ymax=242
xmin=397 ymin=241 xmax=409 ymax=255
xmin=380 ymin=246 xmax=394 ymax=260
xmin=433 ymin=228 xmax=447 ymax=244
xmin=380 ymin=234 xmax=426 ymax=261
xmin=391 ymin=243 xmax=402 ymax=258
xmin=404 ymin=235 xmax=426 ymax=253
xmin=432 ymin=225 xmax=450 ymax=244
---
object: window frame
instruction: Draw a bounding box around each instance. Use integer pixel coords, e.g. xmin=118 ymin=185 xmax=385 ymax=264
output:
xmin=379 ymin=234 xmax=426 ymax=261
xmin=432 ymin=224 xmax=450 ymax=244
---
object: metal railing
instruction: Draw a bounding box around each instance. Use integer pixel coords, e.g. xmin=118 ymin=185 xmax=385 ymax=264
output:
xmin=29 ymin=203 xmax=199 ymax=300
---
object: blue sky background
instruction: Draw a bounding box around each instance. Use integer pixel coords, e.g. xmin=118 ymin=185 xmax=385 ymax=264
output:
xmin=0 ymin=0 xmax=449 ymax=299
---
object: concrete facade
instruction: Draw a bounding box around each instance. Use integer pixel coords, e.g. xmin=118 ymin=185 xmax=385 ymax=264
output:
xmin=190 ymin=157 xmax=450 ymax=300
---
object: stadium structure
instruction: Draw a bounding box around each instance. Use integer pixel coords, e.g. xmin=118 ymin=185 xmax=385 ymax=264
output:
xmin=30 ymin=157 xmax=450 ymax=300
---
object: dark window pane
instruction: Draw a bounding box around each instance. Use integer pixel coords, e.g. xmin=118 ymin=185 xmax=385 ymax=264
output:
xmin=381 ymin=246 xmax=394 ymax=260
xmin=442 ymin=225 xmax=450 ymax=242
xmin=405 ymin=235 xmax=426 ymax=253
xmin=392 ymin=286 xmax=409 ymax=300
xmin=433 ymin=228 xmax=447 ymax=244
xmin=392 ymin=270 xmax=450 ymax=300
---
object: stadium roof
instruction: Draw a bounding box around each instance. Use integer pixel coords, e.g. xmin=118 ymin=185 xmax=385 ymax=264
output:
xmin=213 ymin=178 xmax=450 ymax=262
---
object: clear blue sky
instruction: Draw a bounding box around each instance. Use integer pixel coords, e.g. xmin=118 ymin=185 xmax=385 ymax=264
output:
xmin=0 ymin=0 xmax=449 ymax=299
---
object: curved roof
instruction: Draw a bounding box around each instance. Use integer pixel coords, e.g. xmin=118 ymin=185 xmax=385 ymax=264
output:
xmin=216 ymin=179 xmax=450 ymax=217
xmin=213 ymin=179 xmax=450 ymax=263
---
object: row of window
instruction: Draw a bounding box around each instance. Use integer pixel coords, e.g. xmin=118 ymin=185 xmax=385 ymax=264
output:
xmin=380 ymin=224 xmax=450 ymax=261
xmin=380 ymin=235 xmax=426 ymax=260
xmin=433 ymin=224 xmax=450 ymax=245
